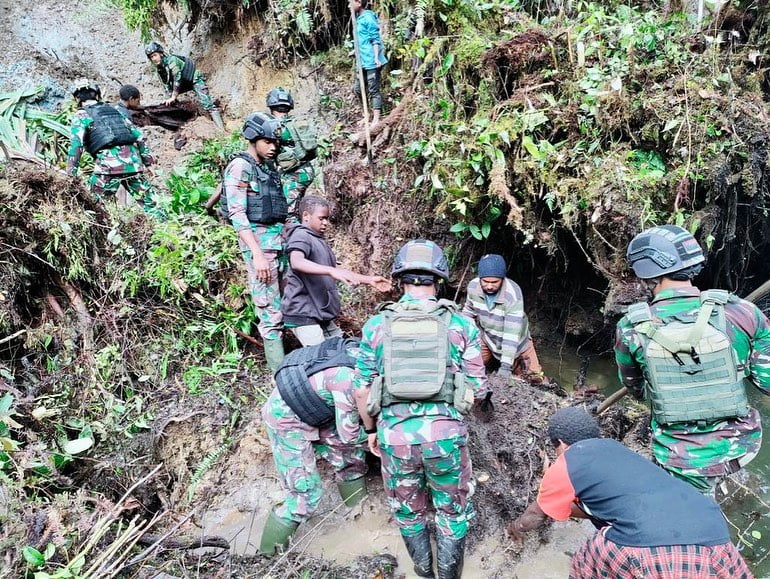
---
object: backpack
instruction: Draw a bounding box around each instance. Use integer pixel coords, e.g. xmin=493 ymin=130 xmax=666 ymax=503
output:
xmin=276 ymin=118 xmax=318 ymax=170
xmin=626 ymin=289 xmax=749 ymax=425
xmin=366 ymin=299 xmax=474 ymax=416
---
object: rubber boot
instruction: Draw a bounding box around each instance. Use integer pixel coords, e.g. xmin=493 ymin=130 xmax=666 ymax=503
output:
xmin=402 ymin=530 xmax=435 ymax=578
xmin=436 ymin=534 xmax=465 ymax=579
xmin=337 ymin=476 xmax=367 ymax=507
xmin=210 ymin=109 xmax=224 ymax=130
xmin=259 ymin=510 xmax=299 ymax=555
xmin=263 ymin=338 xmax=285 ymax=374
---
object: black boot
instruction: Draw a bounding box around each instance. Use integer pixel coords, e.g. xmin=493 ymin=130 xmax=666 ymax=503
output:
xmin=402 ymin=530 xmax=435 ymax=577
xmin=436 ymin=534 xmax=465 ymax=579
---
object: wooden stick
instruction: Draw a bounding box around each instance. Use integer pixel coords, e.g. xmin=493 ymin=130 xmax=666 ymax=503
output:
xmin=349 ymin=2 xmax=373 ymax=162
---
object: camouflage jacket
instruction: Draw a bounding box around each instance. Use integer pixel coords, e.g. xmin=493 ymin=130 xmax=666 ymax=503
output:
xmin=66 ymin=104 xmax=152 ymax=176
xmin=263 ymin=365 xmax=365 ymax=444
xmin=614 ymin=286 xmax=770 ymax=474
xmin=462 ymin=277 xmax=530 ymax=369
xmin=353 ymin=294 xmax=489 ymax=447
xmin=158 ymin=54 xmax=203 ymax=94
xmin=222 ymin=155 xmax=284 ymax=252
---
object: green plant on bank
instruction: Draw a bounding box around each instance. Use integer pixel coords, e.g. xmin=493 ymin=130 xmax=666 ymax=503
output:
xmin=166 ymin=133 xmax=241 ymax=214
xmin=0 ymin=87 xmax=70 ymax=166
xmin=112 ymin=0 xmax=159 ymax=40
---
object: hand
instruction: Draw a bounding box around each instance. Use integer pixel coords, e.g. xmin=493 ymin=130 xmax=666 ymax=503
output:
xmin=164 ymin=95 xmax=177 ymax=106
xmin=367 ymin=432 xmax=381 ymax=458
xmin=374 ymin=57 xmax=381 ymax=67
xmin=252 ymin=254 xmax=271 ymax=284
xmin=368 ymin=276 xmax=391 ymax=293
xmin=506 ymin=519 xmax=526 ymax=542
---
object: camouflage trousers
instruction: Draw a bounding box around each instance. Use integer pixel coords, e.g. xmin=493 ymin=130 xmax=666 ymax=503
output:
xmin=89 ymin=172 xmax=165 ymax=219
xmin=189 ymin=78 xmax=216 ymax=112
xmin=265 ymin=423 xmax=367 ymax=524
xmin=241 ymin=248 xmax=284 ymax=341
xmin=380 ymin=436 xmax=475 ymax=539
xmin=283 ymin=163 xmax=316 ymax=222
xmin=661 ymin=448 xmax=759 ymax=496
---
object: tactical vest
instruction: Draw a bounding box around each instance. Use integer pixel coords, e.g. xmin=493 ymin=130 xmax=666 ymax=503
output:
xmin=157 ymin=55 xmax=197 ymax=93
xmin=627 ymin=289 xmax=749 ymax=425
xmin=374 ymin=299 xmax=467 ymax=409
xmin=220 ymin=153 xmax=287 ymax=225
xmin=83 ymin=103 xmax=138 ymax=155
xmin=275 ymin=337 xmax=360 ymax=427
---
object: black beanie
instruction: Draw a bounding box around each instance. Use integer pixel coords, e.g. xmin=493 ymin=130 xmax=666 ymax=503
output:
xmin=478 ymin=254 xmax=506 ymax=278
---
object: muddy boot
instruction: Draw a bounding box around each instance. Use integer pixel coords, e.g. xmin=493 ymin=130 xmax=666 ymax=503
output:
xmin=259 ymin=510 xmax=299 ymax=556
xmin=210 ymin=109 xmax=224 ymax=130
xmin=402 ymin=529 xmax=435 ymax=578
xmin=436 ymin=534 xmax=465 ymax=579
xmin=337 ymin=476 xmax=367 ymax=507
xmin=263 ymin=338 xmax=285 ymax=374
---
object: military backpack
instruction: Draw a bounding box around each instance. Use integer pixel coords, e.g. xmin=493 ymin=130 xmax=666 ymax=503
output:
xmin=276 ymin=118 xmax=318 ymax=171
xmin=626 ymin=289 xmax=749 ymax=425
xmin=366 ymin=299 xmax=474 ymax=416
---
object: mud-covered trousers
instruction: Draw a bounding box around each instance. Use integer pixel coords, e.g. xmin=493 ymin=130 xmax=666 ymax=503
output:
xmin=380 ymin=436 xmax=475 ymax=539
xmin=265 ymin=423 xmax=367 ymax=524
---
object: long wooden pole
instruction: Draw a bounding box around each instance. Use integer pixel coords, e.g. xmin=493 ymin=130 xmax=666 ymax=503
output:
xmin=596 ymin=282 xmax=770 ymax=415
xmin=349 ymin=2 xmax=373 ymax=162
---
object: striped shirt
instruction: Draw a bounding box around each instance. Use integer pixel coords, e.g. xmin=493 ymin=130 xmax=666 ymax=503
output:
xmin=462 ymin=277 xmax=530 ymax=369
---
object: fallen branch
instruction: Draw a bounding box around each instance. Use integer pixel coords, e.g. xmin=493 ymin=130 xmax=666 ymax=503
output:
xmin=136 ymin=534 xmax=229 ymax=550
xmin=0 ymin=329 xmax=26 ymax=346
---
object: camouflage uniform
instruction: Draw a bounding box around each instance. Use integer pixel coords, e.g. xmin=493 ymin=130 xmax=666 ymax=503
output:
xmin=615 ymin=286 xmax=770 ymax=493
xmin=262 ymin=365 xmax=367 ymax=524
xmin=157 ymin=54 xmax=215 ymax=111
xmin=66 ymin=105 xmax=163 ymax=218
xmin=277 ymin=117 xmax=316 ymax=222
xmin=354 ymin=294 xmax=489 ymax=539
xmin=223 ymin=156 xmax=286 ymax=341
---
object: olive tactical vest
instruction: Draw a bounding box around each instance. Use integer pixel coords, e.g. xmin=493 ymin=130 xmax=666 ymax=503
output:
xmin=627 ymin=289 xmax=749 ymax=425
xmin=220 ymin=153 xmax=287 ymax=225
xmin=83 ymin=103 xmax=138 ymax=155
xmin=378 ymin=299 xmax=460 ymax=407
xmin=275 ymin=337 xmax=359 ymax=427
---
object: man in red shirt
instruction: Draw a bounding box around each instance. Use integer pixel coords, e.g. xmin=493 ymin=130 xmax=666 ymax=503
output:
xmin=508 ymin=407 xmax=752 ymax=578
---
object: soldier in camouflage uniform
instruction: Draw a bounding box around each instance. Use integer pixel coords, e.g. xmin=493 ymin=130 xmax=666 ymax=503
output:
xmin=144 ymin=41 xmax=224 ymax=129
xmin=66 ymin=80 xmax=164 ymax=219
xmin=221 ymin=112 xmax=288 ymax=372
xmin=265 ymin=88 xmax=317 ymax=221
xmin=615 ymin=225 xmax=770 ymax=495
xmin=355 ymin=240 xmax=489 ymax=579
xmin=259 ymin=338 xmax=368 ymax=555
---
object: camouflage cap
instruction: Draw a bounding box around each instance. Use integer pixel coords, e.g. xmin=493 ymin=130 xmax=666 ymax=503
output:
xmin=392 ymin=239 xmax=449 ymax=281
xmin=627 ymin=225 xmax=704 ymax=279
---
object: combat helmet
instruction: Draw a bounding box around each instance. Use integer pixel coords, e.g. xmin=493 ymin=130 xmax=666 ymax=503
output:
xmin=72 ymin=79 xmax=101 ymax=101
xmin=144 ymin=41 xmax=164 ymax=58
xmin=392 ymin=240 xmax=449 ymax=281
xmin=242 ymin=112 xmax=282 ymax=142
xmin=266 ymin=88 xmax=294 ymax=111
xmin=626 ymin=225 xmax=705 ymax=279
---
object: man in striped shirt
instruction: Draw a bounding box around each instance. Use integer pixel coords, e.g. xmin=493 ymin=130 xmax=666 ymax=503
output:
xmin=462 ymin=254 xmax=547 ymax=387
